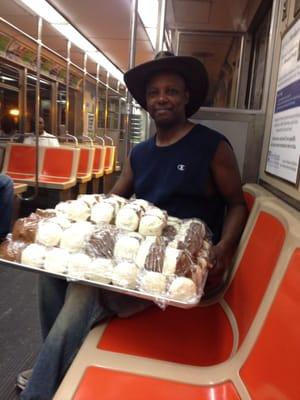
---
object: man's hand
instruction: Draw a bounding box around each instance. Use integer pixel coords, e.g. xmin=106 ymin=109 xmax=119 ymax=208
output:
xmin=205 ymin=242 xmax=234 ymax=292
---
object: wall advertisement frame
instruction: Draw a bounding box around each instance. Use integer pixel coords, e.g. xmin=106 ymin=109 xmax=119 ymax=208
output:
xmin=265 ymin=17 xmax=300 ymax=185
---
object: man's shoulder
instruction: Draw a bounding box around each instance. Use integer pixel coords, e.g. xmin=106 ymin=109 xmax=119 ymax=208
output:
xmin=194 ymin=123 xmax=227 ymax=141
xmin=131 ymin=136 xmax=154 ymax=154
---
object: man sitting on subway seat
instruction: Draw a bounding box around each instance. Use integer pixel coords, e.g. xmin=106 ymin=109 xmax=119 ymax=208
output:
xmin=18 ymin=52 xmax=247 ymax=400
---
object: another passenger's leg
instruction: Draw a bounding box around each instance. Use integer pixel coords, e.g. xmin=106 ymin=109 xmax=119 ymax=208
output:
xmin=0 ymin=174 xmax=14 ymax=239
xmin=20 ymin=283 xmax=110 ymax=400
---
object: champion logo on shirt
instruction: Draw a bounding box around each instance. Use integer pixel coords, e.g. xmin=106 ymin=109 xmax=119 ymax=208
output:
xmin=177 ymin=164 xmax=186 ymax=171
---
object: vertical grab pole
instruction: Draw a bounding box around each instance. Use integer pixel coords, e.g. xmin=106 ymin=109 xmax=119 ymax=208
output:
xmin=34 ymin=16 xmax=43 ymax=193
xmin=83 ymin=52 xmax=87 ymax=135
xmin=95 ymin=63 xmax=100 ymax=138
xmin=65 ymin=40 xmax=71 ymax=135
xmin=156 ymin=0 xmax=167 ymax=52
xmin=125 ymin=0 xmax=138 ymax=157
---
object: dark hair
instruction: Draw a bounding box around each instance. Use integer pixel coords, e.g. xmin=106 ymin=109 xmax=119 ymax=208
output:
xmin=1 ymin=115 xmax=16 ymax=135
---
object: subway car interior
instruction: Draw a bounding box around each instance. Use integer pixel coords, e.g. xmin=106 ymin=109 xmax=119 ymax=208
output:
xmin=0 ymin=0 xmax=300 ymax=398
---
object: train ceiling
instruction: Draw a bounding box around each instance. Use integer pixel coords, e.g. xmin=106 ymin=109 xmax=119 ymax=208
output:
xmin=1 ymin=0 xmax=262 ymax=85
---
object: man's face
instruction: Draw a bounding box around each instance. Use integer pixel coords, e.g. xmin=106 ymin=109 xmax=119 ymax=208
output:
xmin=145 ymin=72 xmax=189 ymax=126
xmin=38 ymin=117 xmax=44 ymax=135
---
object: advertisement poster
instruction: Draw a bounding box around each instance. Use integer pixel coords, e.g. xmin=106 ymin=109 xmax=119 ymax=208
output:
xmin=266 ymin=19 xmax=300 ymax=184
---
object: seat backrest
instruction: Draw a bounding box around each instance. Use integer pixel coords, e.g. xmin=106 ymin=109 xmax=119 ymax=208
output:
xmin=242 ymin=183 xmax=271 ymax=212
xmin=41 ymin=146 xmax=80 ymax=178
xmin=240 ymin=248 xmax=300 ymax=399
xmin=3 ymin=143 xmax=37 ymax=174
xmin=104 ymin=146 xmax=115 ymax=171
xmin=93 ymin=145 xmax=106 ymax=175
xmin=225 ymin=197 xmax=295 ymax=348
xmin=78 ymin=146 xmax=95 ymax=176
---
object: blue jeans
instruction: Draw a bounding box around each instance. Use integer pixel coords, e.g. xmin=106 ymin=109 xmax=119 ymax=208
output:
xmin=20 ymin=275 xmax=151 ymax=400
xmin=0 ymin=174 xmax=14 ymax=238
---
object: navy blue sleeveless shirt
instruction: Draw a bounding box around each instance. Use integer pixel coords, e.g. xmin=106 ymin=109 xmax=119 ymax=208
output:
xmin=130 ymin=124 xmax=229 ymax=244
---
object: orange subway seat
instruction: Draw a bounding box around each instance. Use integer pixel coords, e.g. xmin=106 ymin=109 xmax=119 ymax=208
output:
xmin=240 ymin=248 xmax=300 ymax=400
xmin=224 ymin=211 xmax=285 ymax=346
xmin=99 ymin=304 xmax=233 ymax=366
xmin=72 ymin=366 xmax=240 ymax=400
xmin=104 ymin=145 xmax=115 ymax=174
xmin=3 ymin=144 xmax=37 ymax=182
xmin=38 ymin=147 xmax=79 ymax=190
xmin=92 ymin=145 xmax=106 ymax=178
xmin=77 ymin=147 xmax=95 ymax=183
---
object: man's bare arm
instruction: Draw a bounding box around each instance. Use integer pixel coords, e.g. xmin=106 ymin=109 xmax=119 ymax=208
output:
xmin=207 ymin=140 xmax=248 ymax=288
xmin=211 ymin=140 xmax=248 ymax=250
xmin=109 ymin=155 xmax=135 ymax=198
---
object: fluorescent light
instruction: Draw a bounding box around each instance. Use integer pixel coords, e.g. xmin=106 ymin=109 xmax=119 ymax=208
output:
xmin=146 ymin=28 xmax=157 ymax=49
xmin=138 ymin=0 xmax=158 ymax=49
xmin=28 ymin=75 xmax=49 ymax=84
xmin=0 ymin=76 xmax=16 ymax=82
xmin=18 ymin=0 xmax=123 ymax=82
xmin=18 ymin=0 xmax=66 ymax=24
xmin=54 ymin=24 xmax=95 ymax=53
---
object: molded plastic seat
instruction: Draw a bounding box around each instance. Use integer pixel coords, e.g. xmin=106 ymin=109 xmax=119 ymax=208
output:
xmin=99 ymin=304 xmax=233 ymax=366
xmin=241 ymin=248 xmax=300 ymax=399
xmin=104 ymin=146 xmax=115 ymax=175
xmin=2 ymin=144 xmax=37 ymax=182
xmin=38 ymin=146 xmax=80 ymax=190
xmin=72 ymin=367 xmax=240 ymax=400
xmin=92 ymin=145 xmax=106 ymax=178
xmin=54 ymin=197 xmax=298 ymax=400
xmin=77 ymin=146 xmax=95 ymax=183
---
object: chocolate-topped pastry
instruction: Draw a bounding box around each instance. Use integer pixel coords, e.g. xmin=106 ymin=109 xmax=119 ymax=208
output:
xmin=85 ymin=225 xmax=116 ymax=259
xmin=170 ymin=219 xmax=206 ymax=256
xmin=12 ymin=215 xmax=40 ymax=243
xmin=0 ymin=239 xmax=27 ymax=262
xmin=162 ymin=216 xmax=182 ymax=242
xmin=135 ymin=236 xmax=165 ymax=272
xmin=162 ymin=247 xmax=193 ymax=276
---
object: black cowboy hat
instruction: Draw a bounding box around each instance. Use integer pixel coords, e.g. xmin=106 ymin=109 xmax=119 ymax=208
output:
xmin=124 ymin=51 xmax=208 ymax=118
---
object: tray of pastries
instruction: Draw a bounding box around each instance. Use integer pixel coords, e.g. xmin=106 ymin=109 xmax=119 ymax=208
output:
xmin=0 ymin=194 xmax=212 ymax=308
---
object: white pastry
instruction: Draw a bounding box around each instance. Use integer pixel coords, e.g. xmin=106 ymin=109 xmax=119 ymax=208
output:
xmin=90 ymin=202 xmax=114 ymax=224
xmin=44 ymin=248 xmax=70 ymax=274
xmin=139 ymin=214 xmax=165 ymax=236
xmin=168 ymin=277 xmax=197 ymax=301
xmin=36 ymin=221 xmax=63 ymax=247
xmin=84 ymin=258 xmax=114 ymax=284
xmin=115 ymin=205 xmax=140 ymax=231
xmin=113 ymin=233 xmax=142 ymax=261
xmin=48 ymin=215 xmax=72 ymax=230
xmin=162 ymin=247 xmax=180 ymax=275
xmin=67 ymin=253 xmax=91 ymax=277
xmin=60 ymin=222 xmax=94 ymax=253
xmin=21 ymin=243 xmax=47 ymax=268
xmin=140 ymin=271 xmax=167 ymax=295
xmin=66 ymin=200 xmax=90 ymax=222
xmin=112 ymin=261 xmax=138 ymax=289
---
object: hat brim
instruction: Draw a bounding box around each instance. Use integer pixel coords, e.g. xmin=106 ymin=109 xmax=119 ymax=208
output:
xmin=124 ymin=56 xmax=208 ymax=118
